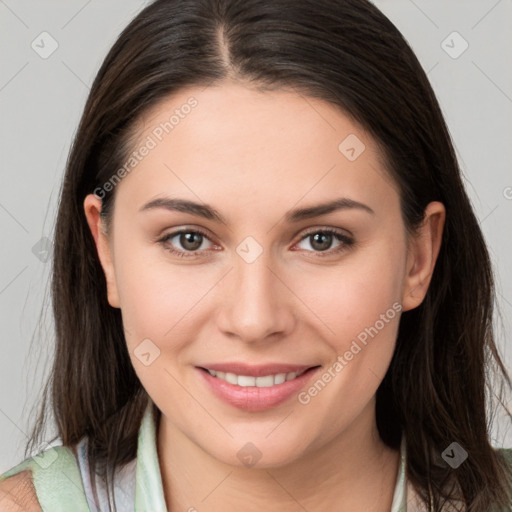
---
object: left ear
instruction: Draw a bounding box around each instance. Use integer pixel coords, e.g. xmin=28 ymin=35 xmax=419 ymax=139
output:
xmin=401 ymin=201 xmax=446 ymax=312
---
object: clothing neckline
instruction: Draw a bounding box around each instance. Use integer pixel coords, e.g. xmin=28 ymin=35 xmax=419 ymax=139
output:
xmin=135 ymin=399 xmax=408 ymax=511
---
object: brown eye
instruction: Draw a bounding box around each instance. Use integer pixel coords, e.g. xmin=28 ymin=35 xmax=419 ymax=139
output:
xmin=158 ymin=228 xmax=216 ymax=258
xmin=178 ymin=232 xmax=204 ymax=251
xmin=309 ymin=232 xmax=334 ymax=252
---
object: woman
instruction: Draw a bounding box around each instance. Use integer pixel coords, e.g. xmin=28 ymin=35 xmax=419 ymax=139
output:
xmin=1 ymin=0 xmax=511 ymax=510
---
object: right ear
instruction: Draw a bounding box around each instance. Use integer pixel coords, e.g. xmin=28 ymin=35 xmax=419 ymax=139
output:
xmin=83 ymin=194 xmax=120 ymax=308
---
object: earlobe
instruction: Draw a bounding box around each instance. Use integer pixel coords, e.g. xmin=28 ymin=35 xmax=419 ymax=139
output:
xmin=83 ymin=194 xmax=121 ymax=308
xmin=401 ymin=201 xmax=446 ymax=312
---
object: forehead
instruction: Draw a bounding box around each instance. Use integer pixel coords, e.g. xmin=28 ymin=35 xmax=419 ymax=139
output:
xmin=113 ymin=82 xmax=398 ymax=220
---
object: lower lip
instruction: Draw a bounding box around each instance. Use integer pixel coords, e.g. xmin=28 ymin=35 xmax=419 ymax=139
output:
xmin=196 ymin=367 xmax=320 ymax=411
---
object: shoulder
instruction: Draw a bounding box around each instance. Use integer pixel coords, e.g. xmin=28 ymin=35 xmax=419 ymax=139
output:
xmin=0 ymin=444 xmax=85 ymax=511
xmin=0 ymin=470 xmax=41 ymax=512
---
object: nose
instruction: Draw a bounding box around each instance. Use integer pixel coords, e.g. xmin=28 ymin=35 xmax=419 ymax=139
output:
xmin=216 ymin=251 xmax=297 ymax=344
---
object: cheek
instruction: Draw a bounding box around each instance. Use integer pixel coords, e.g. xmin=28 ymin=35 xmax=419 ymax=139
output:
xmin=110 ymin=234 xmax=180 ymax=342
xmin=292 ymin=245 xmax=405 ymax=436
xmin=112 ymin=244 xmax=199 ymax=396
xmin=112 ymin=235 xmax=219 ymax=358
xmin=291 ymin=238 xmax=406 ymax=346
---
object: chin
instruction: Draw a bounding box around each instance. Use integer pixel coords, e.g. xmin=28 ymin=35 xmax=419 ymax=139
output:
xmin=204 ymin=437 xmax=309 ymax=470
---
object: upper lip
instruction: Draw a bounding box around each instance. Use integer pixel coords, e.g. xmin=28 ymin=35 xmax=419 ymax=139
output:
xmin=197 ymin=362 xmax=319 ymax=377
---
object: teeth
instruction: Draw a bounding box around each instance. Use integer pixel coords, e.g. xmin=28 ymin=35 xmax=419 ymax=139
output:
xmin=274 ymin=373 xmax=286 ymax=385
xmin=206 ymin=369 xmax=307 ymax=387
xmin=225 ymin=372 xmax=238 ymax=385
xmin=238 ymin=375 xmax=256 ymax=386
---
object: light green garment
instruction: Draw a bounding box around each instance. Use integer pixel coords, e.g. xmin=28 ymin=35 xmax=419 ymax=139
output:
xmin=0 ymin=400 xmax=167 ymax=511
xmin=2 ymin=401 xmax=511 ymax=511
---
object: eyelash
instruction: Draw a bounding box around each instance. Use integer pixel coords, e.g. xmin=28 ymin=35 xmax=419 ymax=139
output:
xmin=158 ymin=227 xmax=355 ymax=259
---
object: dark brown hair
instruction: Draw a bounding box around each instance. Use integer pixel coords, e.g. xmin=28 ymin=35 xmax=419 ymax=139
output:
xmin=26 ymin=0 xmax=512 ymax=510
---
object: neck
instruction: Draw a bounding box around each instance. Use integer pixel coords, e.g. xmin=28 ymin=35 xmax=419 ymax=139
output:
xmin=156 ymin=402 xmax=400 ymax=512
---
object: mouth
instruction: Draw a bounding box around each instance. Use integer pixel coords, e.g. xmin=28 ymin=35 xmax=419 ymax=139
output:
xmin=196 ymin=363 xmax=322 ymax=411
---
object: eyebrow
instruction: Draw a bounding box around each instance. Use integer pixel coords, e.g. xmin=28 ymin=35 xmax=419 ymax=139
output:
xmin=139 ymin=197 xmax=375 ymax=224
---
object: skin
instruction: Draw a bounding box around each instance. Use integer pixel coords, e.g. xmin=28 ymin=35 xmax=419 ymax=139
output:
xmin=83 ymin=81 xmax=445 ymax=511
xmin=0 ymin=471 xmax=41 ymax=511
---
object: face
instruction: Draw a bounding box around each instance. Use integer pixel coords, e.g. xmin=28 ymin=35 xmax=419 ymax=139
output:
xmin=84 ymin=81 xmax=444 ymax=468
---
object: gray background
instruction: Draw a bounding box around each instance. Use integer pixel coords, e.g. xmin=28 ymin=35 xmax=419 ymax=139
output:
xmin=1 ymin=0 xmax=511 ymax=473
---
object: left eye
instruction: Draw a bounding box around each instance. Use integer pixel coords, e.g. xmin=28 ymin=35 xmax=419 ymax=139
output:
xmin=295 ymin=229 xmax=354 ymax=255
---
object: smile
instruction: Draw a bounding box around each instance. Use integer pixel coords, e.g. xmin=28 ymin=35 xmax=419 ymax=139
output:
xmin=196 ymin=364 xmax=321 ymax=411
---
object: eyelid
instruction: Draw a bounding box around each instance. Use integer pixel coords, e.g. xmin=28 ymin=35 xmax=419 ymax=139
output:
xmin=156 ymin=225 xmax=216 ymax=242
xmin=158 ymin=226 xmax=219 ymax=249
xmin=297 ymin=225 xmax=354 ymax=240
